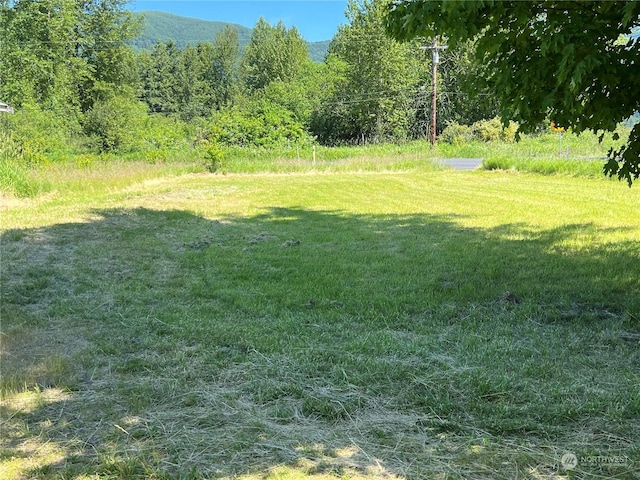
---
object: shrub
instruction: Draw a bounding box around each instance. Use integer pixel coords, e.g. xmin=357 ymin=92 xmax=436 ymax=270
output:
xmin=74 ymin=154 xmax=97 ymax=169
xmin=0 ymin=115 xmax=54 ymax=197
xmin=0 ymin=104 xmax=77 ymax=165
xmin=83 ymin=96 xmax=148 ymax=153
xmin=500 ymin=120 xmax=519 ymax=143
xmin=0 ymin=130 xmax=49 ymax=197
xmin=141 ymin=115 xmax=191 ymax=152
xmin=440 ymin=122 xmax=474 ymax=145
xmin=210 ymin=99 xmax=311 ymax=148
xmin=472 ymin=117 xmax=503 ymax=142
xmin=142 ymin=148 xmax=168 ymax=164
xmin=440 ymin=117 xmax=519 ymax=145
xmin=203 ymin=142 xmax=226 ymax=172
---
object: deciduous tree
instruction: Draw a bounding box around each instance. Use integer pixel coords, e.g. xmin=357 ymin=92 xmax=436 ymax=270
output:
xmin=315 ymin=0 xmax=423 ymax=144
xmin=210 ymin=26 xmax=240 ymax=109
xmin=0 ymin=0 xmax=141 ymax=121
xmin=386 ymin=0 xmax=640 ymax=185
xmin=241 ymin=18 xmax=309 ymax=92
xmin=0 ymin=0 xmax=82 ymax=109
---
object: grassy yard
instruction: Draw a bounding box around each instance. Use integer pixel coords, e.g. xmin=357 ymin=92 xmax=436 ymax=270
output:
xmin=1 ymin=161 xmax=639 ymax=479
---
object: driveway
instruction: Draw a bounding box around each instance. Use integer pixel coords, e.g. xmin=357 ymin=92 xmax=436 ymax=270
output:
xmin=439 ymin=158 xmax=484 ymax=171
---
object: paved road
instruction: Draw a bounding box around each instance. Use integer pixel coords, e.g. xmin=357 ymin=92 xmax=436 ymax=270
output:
xmin=439 ymin=158 xmax=484 ymax=171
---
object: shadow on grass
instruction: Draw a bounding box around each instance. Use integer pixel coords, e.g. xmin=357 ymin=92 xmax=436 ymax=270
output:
xmin=1 ymin=206 xmax=639 ymax=479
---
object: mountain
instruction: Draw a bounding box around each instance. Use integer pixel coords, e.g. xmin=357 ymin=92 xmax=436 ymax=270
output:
xmin=132 ymin=11 xmax=252 ymax=50
xmin=131 ymin=11 xmax=330 ymax=62
xmin=307 ymin=40 xmax=332 ymax=63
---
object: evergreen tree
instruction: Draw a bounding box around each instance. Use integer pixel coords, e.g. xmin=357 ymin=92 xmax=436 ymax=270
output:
xmin=139 ymin=40 xmax=183 ymax=114
xmin=139 ymin=30 xmax=239 ymax=120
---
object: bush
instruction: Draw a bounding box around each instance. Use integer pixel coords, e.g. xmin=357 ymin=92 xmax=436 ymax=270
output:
xmin=499 ymin=120 xmax=519 ymax=143
xmin=0 ymin=129 xmax=49 ymax=197
xmin=136 ymin=115 xmax=194 ymax=163
xmin=440 ymin=122 xmax=474 ymax=145
xmin=0 ymin=113 xmax=56 ymax=197
xmin=440 ymin=117 xmax=519 ymax=145
xmin=203 ymin=142 xmax=226 ymax=172
xmin=472 ymin=117 xmax=503 ymax=142
xmin=83 ymin=96 xmax=148 ymax=153
xmin=0 ymin=104 xmax=77 ymax=165
xmin=141 ymin=115 xmax=191 ymax=151
xmin=210 ymin=99 xmax=311 ymax=148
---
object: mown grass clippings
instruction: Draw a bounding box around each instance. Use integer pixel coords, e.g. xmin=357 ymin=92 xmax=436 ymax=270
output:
xmin=1 ymin=160 xmax=639 ymax=479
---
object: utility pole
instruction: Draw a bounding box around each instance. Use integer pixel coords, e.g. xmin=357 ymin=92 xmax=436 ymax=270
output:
xmin=421 ymin=38 xmax=447 ymax=145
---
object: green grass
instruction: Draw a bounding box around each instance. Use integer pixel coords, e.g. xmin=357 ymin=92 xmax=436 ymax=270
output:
xmin=1 ymin=158 xmax=639 ymax=479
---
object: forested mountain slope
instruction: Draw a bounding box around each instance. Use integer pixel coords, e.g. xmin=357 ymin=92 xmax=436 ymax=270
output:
xmin=132 ymin=10 xmax=330 ymax=61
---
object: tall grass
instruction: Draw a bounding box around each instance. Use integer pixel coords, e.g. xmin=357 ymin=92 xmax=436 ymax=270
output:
xmin=0 ymin=160 xmax=50 ymax=198
xmin=479 ymin=128 xmax=629 ymax=178
xmin=217 ymin=142 xmax=445 ymax=173
xmin=214 ymin=129 xmax=628 ymax=177
xmin=1 ymin=126 xmax=632 ymax=198
xmin=0 ymin=129 xmax=51 ymax=198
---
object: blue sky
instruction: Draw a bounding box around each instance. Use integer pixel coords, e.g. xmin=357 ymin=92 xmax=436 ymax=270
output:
xmin=129 ymin=1 xmax=349 ymax=42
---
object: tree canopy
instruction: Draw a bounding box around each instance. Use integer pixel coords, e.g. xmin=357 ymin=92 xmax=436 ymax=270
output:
xmin=241 ymin=18 xmax=309 ymax=92
xmin=0 ymin=0 xmax=140 ymax=111
xmin=385 ymin=0 xmax=640 ymax=185
xmin=315 ymin=0 xmax=424 ymax=143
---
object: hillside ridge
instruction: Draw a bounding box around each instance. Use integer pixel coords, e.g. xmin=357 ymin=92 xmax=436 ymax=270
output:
xmin=132 ymin=10 xmax=330 ymax=62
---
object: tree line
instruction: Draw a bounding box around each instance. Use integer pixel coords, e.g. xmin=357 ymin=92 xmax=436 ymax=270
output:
xmin=0 ymin=0 xmax=499 ymax=163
